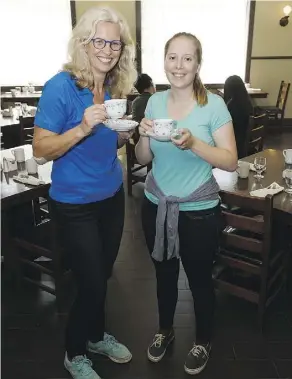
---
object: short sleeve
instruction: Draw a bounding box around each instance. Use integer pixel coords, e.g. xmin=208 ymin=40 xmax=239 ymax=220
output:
xmin=34 ymin=76 xmax=69 ymax=134
xmin=210 ymin=95 xmax=232 ymax=134
xmin=144 ymin=95 xmax=153 ymax=120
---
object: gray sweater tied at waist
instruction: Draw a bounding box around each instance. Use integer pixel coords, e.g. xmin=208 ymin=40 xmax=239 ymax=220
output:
xmin=145 ymin=171 xmax=220 ymax=262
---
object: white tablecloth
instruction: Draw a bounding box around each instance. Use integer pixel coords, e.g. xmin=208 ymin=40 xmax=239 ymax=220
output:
xmin=0 ymin=144 xmax=52 ymax=184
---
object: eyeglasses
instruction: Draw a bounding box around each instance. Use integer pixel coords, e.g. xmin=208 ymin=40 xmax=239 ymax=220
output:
xmin=91 ymin=38 xmax=123 ymax=51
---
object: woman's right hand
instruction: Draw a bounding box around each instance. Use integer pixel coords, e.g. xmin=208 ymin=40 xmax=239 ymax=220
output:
xmin=79 ymin=104 xmax=107 ymax=136
xmin=139 ymin=118 xmax=153 ymax=137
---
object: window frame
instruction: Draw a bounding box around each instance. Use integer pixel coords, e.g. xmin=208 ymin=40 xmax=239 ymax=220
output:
xmin=0 ymin=0 xmax=75 ymax=88
xmin=135 ymin=0 xmax=256 ymax=90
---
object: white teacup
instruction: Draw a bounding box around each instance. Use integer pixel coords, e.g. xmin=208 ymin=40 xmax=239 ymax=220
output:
xmin=26 ymin=157 xmax=38 ymax=174
xmin=236 ymin=161 xmax=250 ymax=179
xmin=104 ymin=99 xmax=127 ymax=119
xmin=11 ymin=147 xmax=25 ymax=162
xmin=11 ymin=89 xmax=18 ymax=97
xmin=153 ymin=119 xmax=177 ymax=137
xmin=283 ymin=149 xmax=292 ymax=164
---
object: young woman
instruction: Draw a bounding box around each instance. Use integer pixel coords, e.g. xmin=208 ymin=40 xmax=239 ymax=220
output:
xmin=33 ymin=7 xmax=137 ymax=379
xmin=224 ymin=75 xmax=254 ymax=158
xmin=136 ymin=32 xmax=237 ymax=375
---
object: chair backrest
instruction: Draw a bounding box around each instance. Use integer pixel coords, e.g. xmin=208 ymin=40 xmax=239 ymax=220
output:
xmin=276 ymin=80 xmax=291 ymax=111
xmin=245 ymin=113 xmax=267 ymax=156
xmin=19 ymin=116 xmax=35 ymax=145
xmin=219 ymin=191 xmax=273 ymax=263
xmin=208 ymin=88 xmax=224 ymax=98
xmin=0 ymin=132 xmax=4 ymax=150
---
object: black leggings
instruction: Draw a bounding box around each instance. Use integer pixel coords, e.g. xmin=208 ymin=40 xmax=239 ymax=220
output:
xmin=142 ymin=197 xmax=220 ymax=344
xmin=50 ymin=187 xmax=125 ymax=358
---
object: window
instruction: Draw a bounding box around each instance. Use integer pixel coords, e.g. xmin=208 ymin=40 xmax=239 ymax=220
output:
xmin=0 ymin=0 xmax=72 ymax=85
xmin=141 ymin=0 xmax=250 ymax=84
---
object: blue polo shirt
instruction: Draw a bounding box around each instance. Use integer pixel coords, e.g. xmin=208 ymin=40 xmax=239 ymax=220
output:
xmin=34 ymin=71 xmax=122 ymax=204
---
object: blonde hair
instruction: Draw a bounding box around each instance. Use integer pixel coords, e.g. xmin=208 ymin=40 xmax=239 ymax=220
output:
xmin=63 ymin=7 xmax=137 ymax=98
xmin=164 ymin=32 xmax=208 ymax=106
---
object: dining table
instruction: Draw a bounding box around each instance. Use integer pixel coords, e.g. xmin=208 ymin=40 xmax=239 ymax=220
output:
xmin=1 ymin=92 xmax=42 ymax=99
xmin=213 ymin=149 xmax=292 ymax=224
xmin=0 ymin=116 xmax=19 ymax=128
xmin=1 ymin=144 xmax=52 ymax=285
xmin=1 ymin=144 xmax=52 ymax=209
xmin=218 ymin=88 xmax=268 ymax=99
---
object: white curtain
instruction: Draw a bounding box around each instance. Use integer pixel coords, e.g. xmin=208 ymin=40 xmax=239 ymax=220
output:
xmin=141 ymin=0 xmax=250 ymax=84
xmin=0 ymin=0 xmax=72 ymax=86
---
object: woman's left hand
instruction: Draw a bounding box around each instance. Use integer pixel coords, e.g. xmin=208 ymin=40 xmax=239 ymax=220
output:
xmin=171 ymin=128 xmax=195 ymax=150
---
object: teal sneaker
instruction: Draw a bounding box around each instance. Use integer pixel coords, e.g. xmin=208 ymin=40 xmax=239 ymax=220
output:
xmin=88 ymin=333 xmax=132 ymax=363
xmin=64 ymin=353 xmax=101 ymax=379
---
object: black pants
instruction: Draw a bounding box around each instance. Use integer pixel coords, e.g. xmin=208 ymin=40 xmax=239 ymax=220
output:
xmin=142 ymin=197 xmax=220 ymax=344
xmin=50 ymin=186 xmax=125 ymax=358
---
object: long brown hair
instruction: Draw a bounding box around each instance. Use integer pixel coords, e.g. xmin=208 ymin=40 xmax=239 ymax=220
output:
xmin=164 ymin=32 xmax=208 ymax=106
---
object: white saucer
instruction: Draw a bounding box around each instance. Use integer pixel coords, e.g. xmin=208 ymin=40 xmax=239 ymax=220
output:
xmin=104 ymin=119 xmax=138 ymax=132
xmin=146 ymin=131 xmax=171 ymax=142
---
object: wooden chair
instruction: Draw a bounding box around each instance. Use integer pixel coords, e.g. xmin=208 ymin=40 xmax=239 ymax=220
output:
xmin=245 ymin=113 xmax=267 ymax=156
xmin=208 ymin=88 xmax=224 ymax=98
xmin=11 ymin=201 xmax=71 ymax=311
xmin=19 ymin=116 xmax=49 ymax=225
xmin=257 ymin=80 xmax=290 ymax=131
xmin=213 ymin=192 xmax=288 ymax=329
xmin=19 ymin=116 xmax=34 ymax=145
xmin=126 ymin=139 xmax=151 ymax=196
xmin=0 ymin=132 xmax=4 ymax=150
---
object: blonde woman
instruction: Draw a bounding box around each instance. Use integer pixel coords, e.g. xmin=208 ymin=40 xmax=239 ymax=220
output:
xmin=136 ymin=33 xmax=237 ymax=375
xmin=33 ymin=7 xmax=137 ymax=379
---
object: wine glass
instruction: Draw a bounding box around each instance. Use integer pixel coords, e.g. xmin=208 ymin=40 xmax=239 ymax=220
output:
xmin=284 ymin=169 xmax=292 ymax=194
xmin=254 ymin=156 xmax=266 ymax=179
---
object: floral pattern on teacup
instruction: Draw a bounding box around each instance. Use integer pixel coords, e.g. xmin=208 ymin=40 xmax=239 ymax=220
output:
xmin=105 ymin=100 xmax=127 ymax=118
xmin=153 ymin=120 xmax=177 ymax=136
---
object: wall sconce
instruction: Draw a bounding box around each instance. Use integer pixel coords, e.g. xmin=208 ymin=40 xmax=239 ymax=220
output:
xmin=279 ymin=5 xmax=292 ymax=26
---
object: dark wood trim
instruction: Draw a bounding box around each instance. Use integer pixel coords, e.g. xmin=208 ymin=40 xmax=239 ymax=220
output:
xmin=135 ymin=0 xmax=142 ymax=74
xmin=284 ymin=118 xmax=292 ymax=127
xmin=251 ymin=56 xmax=292 ymax=60
xmin=245 ymin=0 xmax=256 ymax=83
xmin=70 ymin=0 xmax=77 ymax=29
xmin=267 ymin=118 xmax=292 ymax=132
xmin=155 ymin=84 xmax=170 ymax=91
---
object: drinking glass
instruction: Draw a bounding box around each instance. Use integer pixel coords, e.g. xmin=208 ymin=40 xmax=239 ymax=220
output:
xmin=284 ymin=169 xmax=292 ymax=194
xmin=254 ymin=156 xmax=266 ymax=179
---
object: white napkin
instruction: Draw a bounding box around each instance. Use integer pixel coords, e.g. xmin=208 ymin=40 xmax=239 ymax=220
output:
xmin=12 ymin=174 xmax=45 ymax=186
xmin=250 ymin=182 xmax=284 ymax=197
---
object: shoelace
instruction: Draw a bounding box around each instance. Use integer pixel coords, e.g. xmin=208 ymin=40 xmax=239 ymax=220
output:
xmin=72 ymin=355 xmax=93 ymax=375
xmin=191 ymin=344 xmax=207 ymax=358
xmin=152 ymin=334 xmax=165 ymax=348
xmin=103 ymin=333 xmax=120 ymax=351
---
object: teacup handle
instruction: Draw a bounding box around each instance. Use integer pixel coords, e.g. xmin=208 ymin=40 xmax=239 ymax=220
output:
xmin=170 ymin=129 xmax=182 ymax=140
xmin=283 ymin=150 xmax=287 ymax=157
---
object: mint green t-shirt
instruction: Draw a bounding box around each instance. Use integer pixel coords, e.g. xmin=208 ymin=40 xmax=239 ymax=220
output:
xmin=144 ymin=90 xmax=232 ymax=211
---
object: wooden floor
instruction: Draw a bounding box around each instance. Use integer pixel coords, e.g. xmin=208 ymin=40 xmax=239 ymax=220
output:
xmin=2 ymin=132 xmax=292 ymax=379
